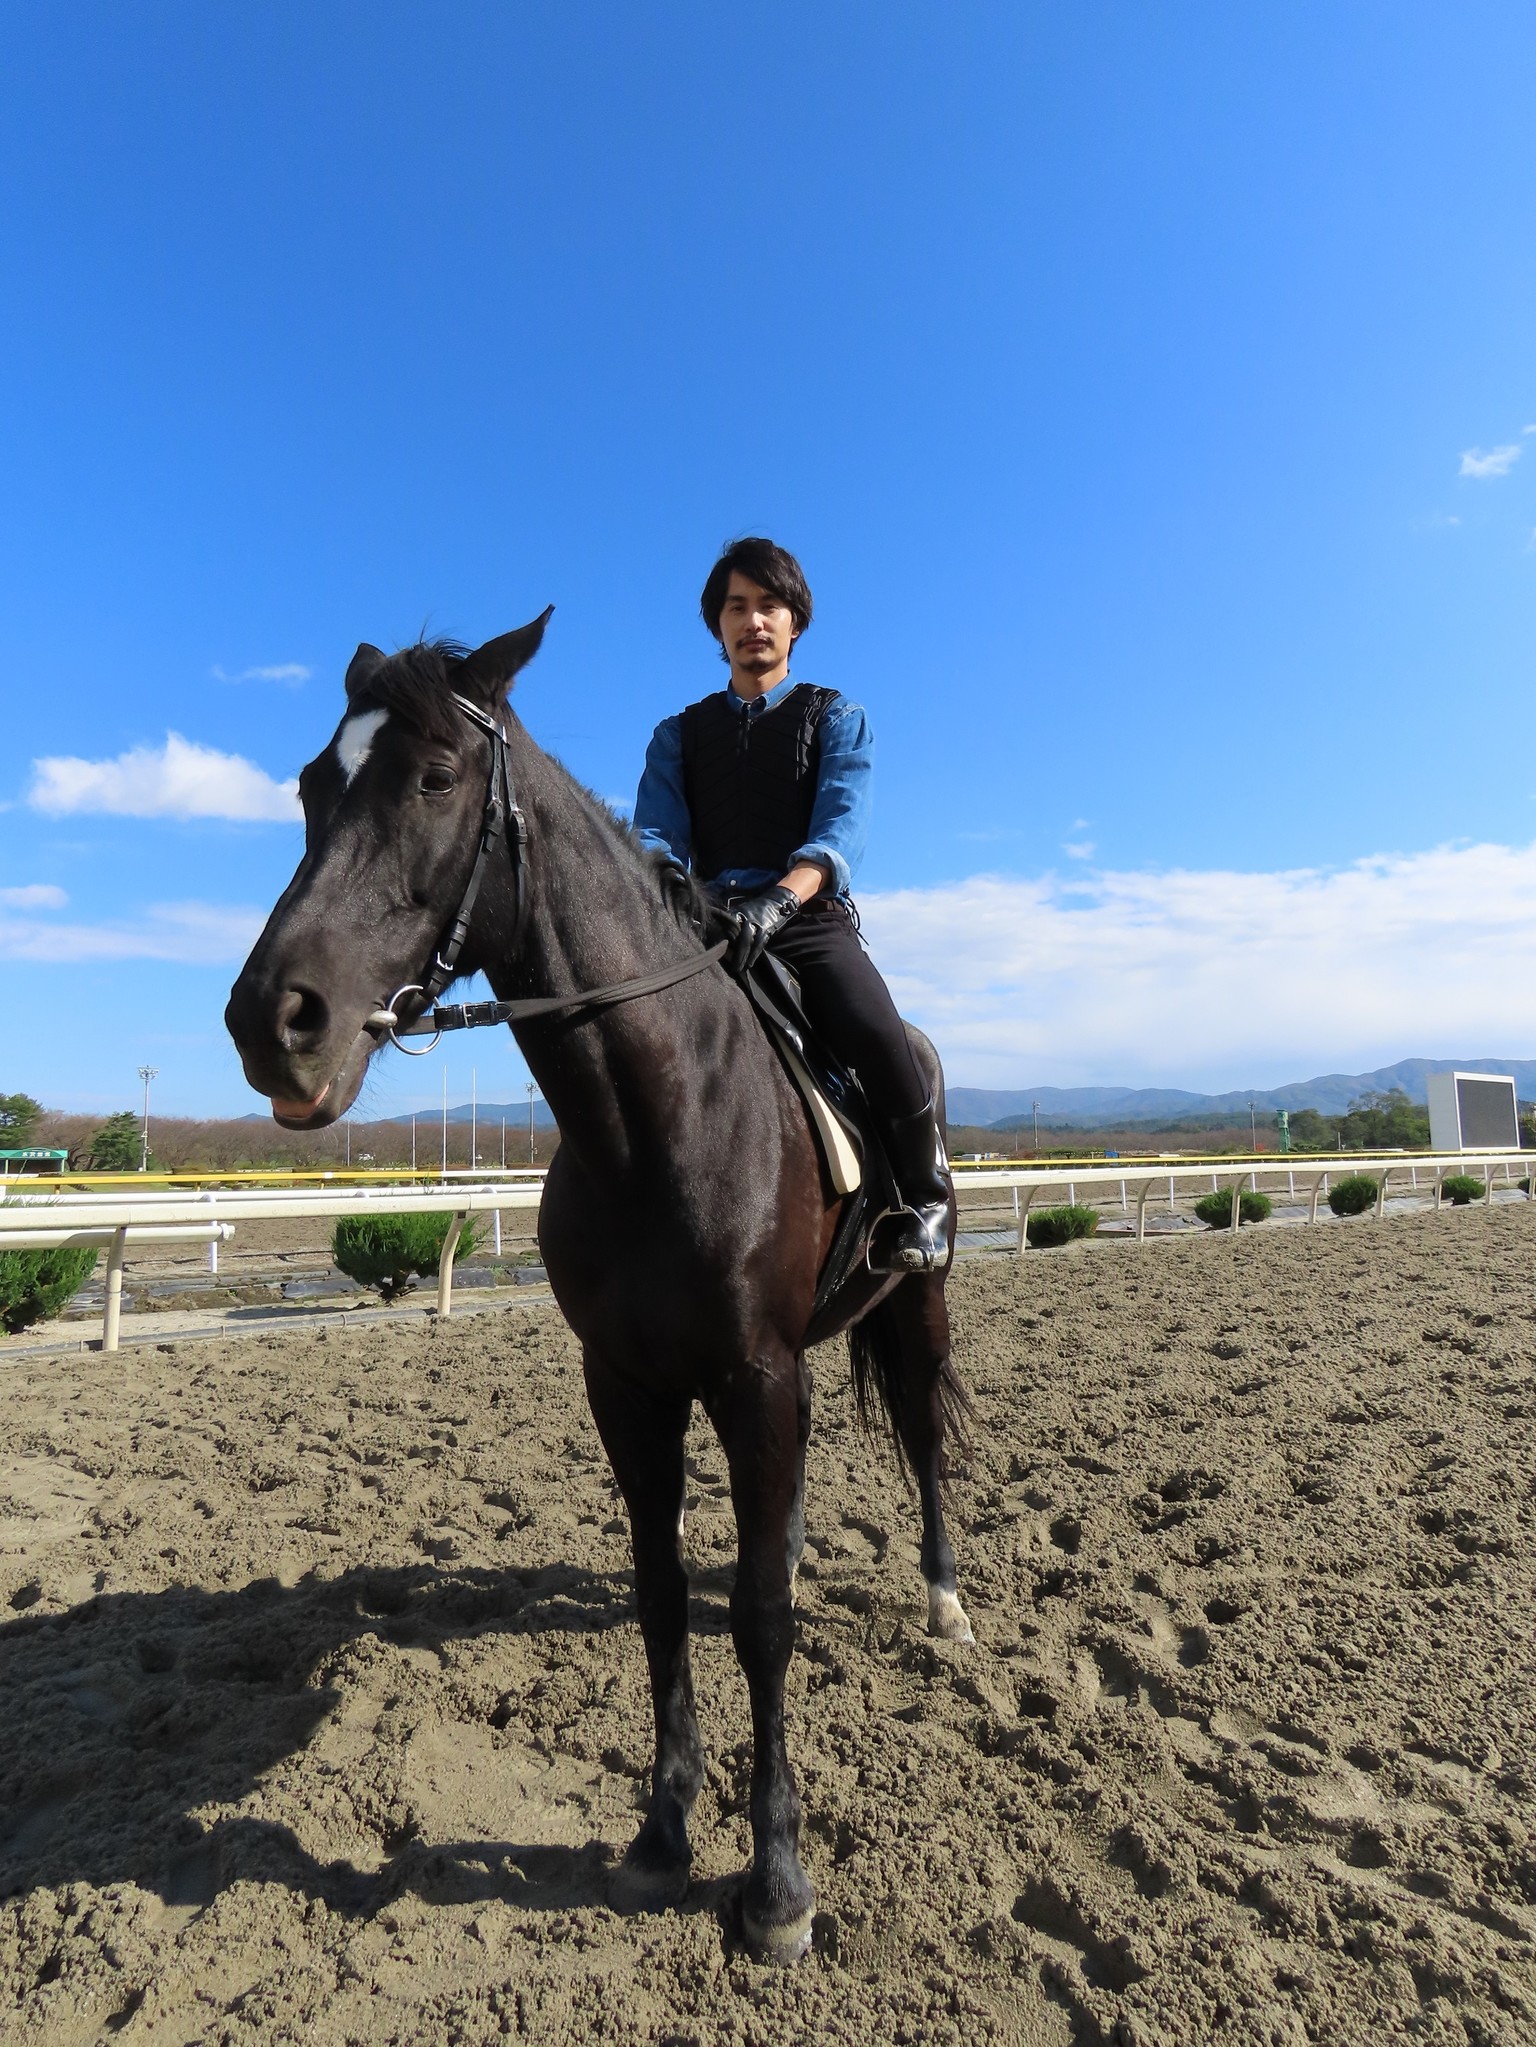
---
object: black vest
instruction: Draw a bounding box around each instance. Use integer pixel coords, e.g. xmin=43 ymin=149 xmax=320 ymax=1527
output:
xmin=679 ymin=683 xmax=839 ymax=884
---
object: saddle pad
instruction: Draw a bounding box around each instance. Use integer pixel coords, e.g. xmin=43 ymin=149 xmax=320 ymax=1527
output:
xmin=771 ymin=1033 xmax=863 ymax=1196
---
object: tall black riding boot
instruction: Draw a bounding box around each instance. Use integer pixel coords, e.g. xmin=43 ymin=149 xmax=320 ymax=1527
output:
xmin=871 ymin=1097 xmax=953 ymax=1274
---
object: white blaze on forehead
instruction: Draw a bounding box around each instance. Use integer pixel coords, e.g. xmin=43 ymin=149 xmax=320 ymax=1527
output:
xmin=334 ymin=707 xmax=390 ymax=786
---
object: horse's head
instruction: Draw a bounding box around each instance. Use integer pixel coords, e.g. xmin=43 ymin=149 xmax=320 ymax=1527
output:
xmin=225 ymin=613 xmax=551 ymax=1128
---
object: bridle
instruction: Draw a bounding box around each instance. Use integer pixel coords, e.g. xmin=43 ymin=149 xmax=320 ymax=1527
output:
xmin=373 ymin=691 xmax=728 ymax=1055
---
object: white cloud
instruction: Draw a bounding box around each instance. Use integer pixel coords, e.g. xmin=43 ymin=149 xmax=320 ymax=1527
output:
xmin=212 ymin=662 xmax=312 ymax=685
xmin=27 ymin=734 xmax=301 ymax=822
xmin=0 ymin=900 xmax=267 ymax=965
xmin=1062 ymin=840 xmax=1095 ymax=861
xmin=0 ymin=883 xmax=67 ymax=909
xmin=859 ymin=840 xmax=1536 ymax=1089
xmin=1459 ymin=444 xmax=1521 ymax=479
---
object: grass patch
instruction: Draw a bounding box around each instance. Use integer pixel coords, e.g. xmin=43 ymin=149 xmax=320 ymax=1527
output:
xmin=0 ymin=1246 xmax=100 ymax=1334
xmin=1193 ymin=1188 xmax=1272 ymax=1229
xmin=1025 ymin=1204 xmax=1100 ymax=1248
xmin=332 ymin=1214 xmax=480 ymax=1302
xmin=1326 ymin=1174 xmax=1379 ymax=1217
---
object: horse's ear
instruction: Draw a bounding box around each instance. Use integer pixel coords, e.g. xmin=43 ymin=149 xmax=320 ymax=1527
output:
xmin=344 ymin=644 xmax=387 ymax=699
xmin=457 ymin=607 xmax=554 ymax=704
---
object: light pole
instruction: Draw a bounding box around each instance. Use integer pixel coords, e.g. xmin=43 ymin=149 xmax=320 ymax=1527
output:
xmin=526 ymin=1081 xmax=537 ymax=1165
xmin=1248 ymin=1101 xmax=1257 ymax=1153
xmin=411 ymin=1113 xmax=417 ymax=1172
xmin=1032 ymin=1100 xmax=1040 ymax=1157
xmin=137 ymin=1066 xmax=157 ymax=1172
xmin=471 ymin=1066 xmax=477 ymax=1171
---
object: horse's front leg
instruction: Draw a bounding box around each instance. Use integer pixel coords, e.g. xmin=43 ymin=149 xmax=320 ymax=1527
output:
xmin=715 ymin=1352 xmax=816 ymax=1965
xmin=583 ymin=1354 xmax=702 ymax=1909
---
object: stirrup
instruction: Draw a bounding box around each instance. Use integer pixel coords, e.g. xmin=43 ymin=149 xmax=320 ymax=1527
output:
xmin=866 ymin=1201 xmax=952 ymax=1275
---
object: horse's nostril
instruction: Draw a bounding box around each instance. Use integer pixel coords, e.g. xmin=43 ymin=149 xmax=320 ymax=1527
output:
xmin=274 ymin=984 xmax=330 ymax=1047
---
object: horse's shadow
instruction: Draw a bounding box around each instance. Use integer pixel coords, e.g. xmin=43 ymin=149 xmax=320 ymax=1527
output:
xmin=0 ymin=1562 xmax=730 ymax=1925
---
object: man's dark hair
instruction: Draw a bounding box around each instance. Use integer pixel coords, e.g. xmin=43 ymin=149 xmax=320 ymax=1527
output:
xmin=700 ymin=537 xmax=814 ymax=648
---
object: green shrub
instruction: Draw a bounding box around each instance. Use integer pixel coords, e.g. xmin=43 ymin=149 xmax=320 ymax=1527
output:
xmin=0 ymin=1246 xmax=100 ymax=1334
xmin=1025 ymin=1204 xmax=1099 ymax=1248
xmin=1193 ymin=1188 xmax=1272 ymax=1229
xmin=1327 ymin=1175 xmax=1379 ymax=1218
xmin=1440 ymin=1174 xmax=1485 ymax=1207
xmin=332 ymin=1214 xmax=479 ymax=1302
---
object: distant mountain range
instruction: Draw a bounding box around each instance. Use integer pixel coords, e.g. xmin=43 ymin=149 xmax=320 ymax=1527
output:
xmin=947 ymin=1058 xmax=1536 ymax=1131
xmin=238 ymin=1058 xmax=1532 ymax=1135
xmin=384 ymin=1098 xmax=559 ymax=1129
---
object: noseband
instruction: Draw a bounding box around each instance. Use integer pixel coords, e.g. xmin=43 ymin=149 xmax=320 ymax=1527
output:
xmin=377 ymin=691 xmax=727 ymax=1054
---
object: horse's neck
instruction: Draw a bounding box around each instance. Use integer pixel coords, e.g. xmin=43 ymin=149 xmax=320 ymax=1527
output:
xmin=481 ymin=728 xmax=715 ymax=1166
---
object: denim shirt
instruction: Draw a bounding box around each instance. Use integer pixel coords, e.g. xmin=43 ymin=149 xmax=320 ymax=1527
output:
xmin=633 ymin=676 xmax=873 ymax=898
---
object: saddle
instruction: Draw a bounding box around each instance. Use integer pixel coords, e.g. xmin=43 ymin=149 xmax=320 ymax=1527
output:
xmin=742 ymin=953 xmax=902 ymax=1323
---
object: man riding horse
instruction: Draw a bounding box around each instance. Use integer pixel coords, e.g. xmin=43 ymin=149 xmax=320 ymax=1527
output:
xmin=634 ymin=536 xmax=952 ymax=1273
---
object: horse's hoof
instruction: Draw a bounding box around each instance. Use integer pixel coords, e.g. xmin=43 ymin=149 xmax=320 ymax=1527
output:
xmin=742 ymin=1901 xmax=815 ymax=1967
xmin=927 ymin=1585 xmax=975 ymax=1643
xmin=608 ymin=1854 xmax=690 ymax=1914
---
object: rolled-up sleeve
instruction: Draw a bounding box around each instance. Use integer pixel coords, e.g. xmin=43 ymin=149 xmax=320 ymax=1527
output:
xmin=793 ymin=698 xmax=872 ymax=897
xmin=632 ymin=713 xmax=691 ymax=866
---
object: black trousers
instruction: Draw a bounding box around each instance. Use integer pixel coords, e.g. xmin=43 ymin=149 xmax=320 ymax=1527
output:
xmin=762 ymin=898 xmax=928 ymax=1121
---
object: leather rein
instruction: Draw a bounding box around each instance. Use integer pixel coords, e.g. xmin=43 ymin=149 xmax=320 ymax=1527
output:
xmin=375 ymin=691 xmax=728 ymax=1057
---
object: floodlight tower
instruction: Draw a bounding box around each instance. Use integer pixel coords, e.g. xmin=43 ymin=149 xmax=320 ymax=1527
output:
xmin=137 ymin=1066 xmax=158 ymax=1172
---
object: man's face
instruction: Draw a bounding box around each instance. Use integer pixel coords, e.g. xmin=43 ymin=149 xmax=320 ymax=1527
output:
xmin=717 ymin=571 xmax=799 ymax=682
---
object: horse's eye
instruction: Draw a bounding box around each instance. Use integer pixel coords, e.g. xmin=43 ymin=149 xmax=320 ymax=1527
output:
xmin=420 ymin=766 xmax=458 ymax=795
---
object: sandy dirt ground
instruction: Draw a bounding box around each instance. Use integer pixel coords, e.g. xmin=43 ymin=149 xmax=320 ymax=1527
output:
xmin=1 ymin=1205 xmax=1533 ymax=2045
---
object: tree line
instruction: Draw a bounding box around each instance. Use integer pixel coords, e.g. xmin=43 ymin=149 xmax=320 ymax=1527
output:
xmin=0 ymin=1094 xmax=558 ymax=1173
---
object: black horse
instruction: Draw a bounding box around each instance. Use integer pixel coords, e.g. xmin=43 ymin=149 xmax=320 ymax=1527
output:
xmin=225 ymin=618 xmax=972 ymax=1964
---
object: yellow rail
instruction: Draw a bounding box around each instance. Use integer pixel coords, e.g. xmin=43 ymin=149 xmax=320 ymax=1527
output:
xmin=3 ymin=1166 xmax=540 ymax=1192
xmin=9 ymin=1148 xmax=1448 ymax=1191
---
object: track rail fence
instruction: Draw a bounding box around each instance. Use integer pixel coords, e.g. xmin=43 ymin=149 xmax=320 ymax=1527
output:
xmin=953 ymin=1151 xmax=1535 ymax=1251
xmin=2 ymin=1152 xmax=1530 ymax=1351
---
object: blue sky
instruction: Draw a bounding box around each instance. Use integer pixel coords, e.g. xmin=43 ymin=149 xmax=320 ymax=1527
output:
xmin=4 ymin=3 xmax=1536 ymax=1117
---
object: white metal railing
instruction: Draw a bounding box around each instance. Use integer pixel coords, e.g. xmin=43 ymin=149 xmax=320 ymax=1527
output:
xmin=0 ymin=1178 xmax=543 ymax=1352
xmin=952 ymin=1150 xmax=1535 ymax=1251
xmin=0 ymin=1222 xmax=236 ymax=1352
xmin=3 ymin=1152 xmax=1529 ymax=1351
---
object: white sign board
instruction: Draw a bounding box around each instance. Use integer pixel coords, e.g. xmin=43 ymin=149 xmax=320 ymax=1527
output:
xmin=1425 ymin=1071 xmax=1520 ymax=1152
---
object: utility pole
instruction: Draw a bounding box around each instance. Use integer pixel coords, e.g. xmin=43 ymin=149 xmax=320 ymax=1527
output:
xmin=526 ymin=1081 xmax=537 ymax=1165
xmin=345 ymin=1120 xmax=351 ymax=1167
xmin=1032 ymin=1100 xmax=1040 ymax=1158
xmin=411 ymin=1113 xmax=417 ymax=1172
xmin=441 ymin=1069 xmax=448 ymax=1176
xmin=1248 ymin=1101 xmax=1257 ymax=1153
xmin=501 ymin=1117 xmax=506 ymax=1169
xmin=471 ymin=1066 xmax=477 ymax=1171
xmin=137 ymin=1066 xmax=157 ymax=1172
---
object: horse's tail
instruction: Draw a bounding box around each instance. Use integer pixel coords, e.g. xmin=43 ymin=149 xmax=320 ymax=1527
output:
xmin=847 ymin=1288 xmax=973 ymax=1482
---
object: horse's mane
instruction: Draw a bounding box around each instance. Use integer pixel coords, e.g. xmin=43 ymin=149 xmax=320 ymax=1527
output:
xmin=356 ymin=639 xmax=726 ymax=946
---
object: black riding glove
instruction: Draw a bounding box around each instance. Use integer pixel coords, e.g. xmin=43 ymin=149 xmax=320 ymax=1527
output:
xmin=727 ymin=885 xmax=801 ymax=977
